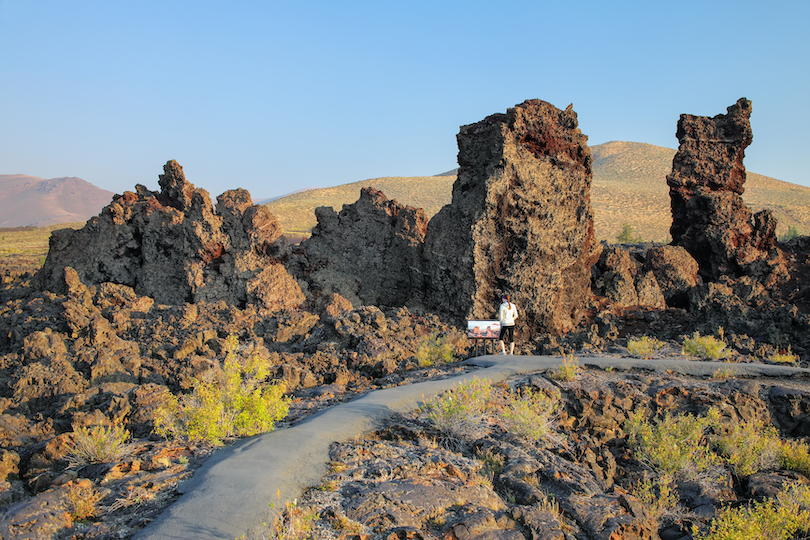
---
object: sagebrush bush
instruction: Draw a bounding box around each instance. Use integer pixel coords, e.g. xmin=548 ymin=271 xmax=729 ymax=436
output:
xmin=632 ymin=473 xmax=679 ymax=521
xmin=625 ymin=407 xmax=721 ymax=475
xmin=712 ymin=417 xmax=780 ymax=477
xmin=627 ymin=335 xmax=665 ymax=359
xmin=682 ymin=332 xmax=730 ymax=360
xmin=780 ymin=439 xmax=810 ymax=477
xmin=154 ymin=335 xmax=290 ymax=445
xmin=695 ymin=482 xmax=810 ymax=540
xmin=500 ymin=387 xmax=562 ymax=446
xmin=416 ymin=331 xmax=456 ymax=367
xmin=420 ymin=377 xmax=493 ymax=450
xmin=66 ymin=424 xmax=130 ymax=465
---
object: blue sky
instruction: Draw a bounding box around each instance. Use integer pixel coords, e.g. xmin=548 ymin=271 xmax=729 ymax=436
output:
xmin=1 ymin=1 xmax=808 ymax=200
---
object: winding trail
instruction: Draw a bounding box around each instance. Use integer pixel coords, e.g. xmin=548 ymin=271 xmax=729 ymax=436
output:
xmin=134 ymin=354 xmax=810 ymax=540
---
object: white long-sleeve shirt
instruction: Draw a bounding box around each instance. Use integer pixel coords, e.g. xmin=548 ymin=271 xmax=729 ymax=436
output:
xmin=499 ymin=302 xmax=517 ymax=326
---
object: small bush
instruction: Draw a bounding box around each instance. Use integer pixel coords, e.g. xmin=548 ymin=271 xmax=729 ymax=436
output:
xmin=625 ymin=408 xmax=721 ymax=476
xmin=632 ymin=473 xmax=679 ymax=521
xmin=616 ymin=223 xmax=643 ymax=243
xmin=695 ymin=482 xmax=810 ymax=540
xmin=779 ymin=439 xmax=810 ymax=477
xmin=65 ymin=481 xmax=103 ymax=521
xmin=712 ymin=366 xmax=736 ymax=380
xmin=420 ymin=377 xmax=493 ymax=450
xmin=269 ymin=490 xmax=319 ymax=540
xmin=416 ymin=331 xmax=456 ymax=367
xmin=712 ymin=418 xmax=780 ymax=477
xmin=769 ymin=346 xmax=799 ymax=365
xmin=682 ymin=332 xmax=730 ymax=360
xmin=551 ymin=354 xmax=580 ymax=381
xmin=627 ymin=336 xmax=665 ymax=359
xmin=500 ymin=387 xmax=562 ymax=446
xmin=66 ymin=424 xmax=130 ymax=465
xmin=154 ymin=335 xmax=290 ymax=446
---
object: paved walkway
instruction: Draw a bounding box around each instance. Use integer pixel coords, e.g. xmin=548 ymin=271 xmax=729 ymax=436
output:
xmin=134 ymin=354 xmax=810 ymax=540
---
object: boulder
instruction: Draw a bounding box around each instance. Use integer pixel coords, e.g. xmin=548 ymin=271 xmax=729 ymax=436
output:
xmin=293 ymin=187 xmax=428 ymax=307
xmin=424 ymin=99 xmax=598 ymax=335
xmin=667 ymin=98 xmax=777 ymax=280
xmin=643 ymin=245 xmax=699 ymax=307
xmin=35 ymin=161 xmax=303 ymax=313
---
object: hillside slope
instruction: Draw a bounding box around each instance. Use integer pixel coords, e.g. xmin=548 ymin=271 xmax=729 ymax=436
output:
xmin=266 ymin=141 xmax=810 ymax=243
xmin=0 ymin=175 xmax=114 ymax=227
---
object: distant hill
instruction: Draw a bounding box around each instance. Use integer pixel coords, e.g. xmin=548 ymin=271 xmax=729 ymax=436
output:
xmin=0 ymin=175 xmax=114 ymax=227
xmin=265 ymin=141 xmax=810 ymax=243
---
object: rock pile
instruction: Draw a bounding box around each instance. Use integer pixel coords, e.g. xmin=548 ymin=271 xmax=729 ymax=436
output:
xmin=667 ymin=98 xmax=778 ymax=280
xmin=35 ymin=161 xmax=303 ymax=313
xmin=424 ymin=99 xmax=598 ymax=335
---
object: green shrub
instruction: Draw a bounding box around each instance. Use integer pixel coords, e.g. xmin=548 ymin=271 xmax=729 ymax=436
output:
xmin=625 ymin=408 xmax=721 ymax=475
xmin=420 ymin=377 xmax=493 ymax=450
xmin=616 ymin=223 xmax=643 ymax=243
xmin=632 ymin=473 xmax=679 ymax=521
xmin=780 ymin=439 xmax=810 ymax=477
xmin=501 ymin=387 xmax=561 ymax=446
xmin=712 ymin=418 xmax=780 ymax=477
xmin=416 ymin=331 xmax=456 ymax=367
xmin=65 ymin=481 xmax=103 ymax=521
xmin=154 ymin=336 xmax=290 ymax=445
xmin=550 ymin=354 xmax=580 ymax=381
xmin=769 ymin=346 xmax=799 ymax=365
xmin=627 ymin=336 xmax=665 ymax=359
xmin=695 ymin=482 xmax=810 ymax=540
xmin=682 ymin=332 xmax=730 ymax=360
xmin=66 ymin=424 xmax=130 ymax=465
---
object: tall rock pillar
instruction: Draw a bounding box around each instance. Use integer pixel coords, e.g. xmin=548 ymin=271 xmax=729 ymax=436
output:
xmin=423 ymin=99 xmax=598 ymax=335
xmin=667 ymin=98 xmax=777 ymax=280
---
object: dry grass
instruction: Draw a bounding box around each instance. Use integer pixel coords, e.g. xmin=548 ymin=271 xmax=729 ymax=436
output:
xmin=0 ymin=222 xmax=83 ymax=273
xmin=264 ymin=142 xmax=810 ymax=243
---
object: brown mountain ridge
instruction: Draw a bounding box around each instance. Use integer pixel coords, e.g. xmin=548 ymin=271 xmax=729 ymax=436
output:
xmin=0 ymin=174 xmax=114 ymax=228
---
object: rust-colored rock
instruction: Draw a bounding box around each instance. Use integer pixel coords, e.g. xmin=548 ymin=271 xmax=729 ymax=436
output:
xmin=424 ymin=100 xmax=598 ymax=335
xmin=34 ymin=161 xmax=303 ymax=313
xmin=667 ymin=98 xmax=777 ymax=280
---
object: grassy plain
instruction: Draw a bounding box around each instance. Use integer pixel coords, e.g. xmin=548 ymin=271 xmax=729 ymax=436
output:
xmin=0 ymin=223 xmax=82 ymax=273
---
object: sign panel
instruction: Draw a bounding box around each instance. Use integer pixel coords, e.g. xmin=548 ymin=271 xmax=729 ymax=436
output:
xmin=467 ymin=320 xmax=500 ymax=339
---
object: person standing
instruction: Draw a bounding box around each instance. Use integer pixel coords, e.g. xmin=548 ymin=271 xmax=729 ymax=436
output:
xmin=498 ymin=293 xmax=518 ymax=355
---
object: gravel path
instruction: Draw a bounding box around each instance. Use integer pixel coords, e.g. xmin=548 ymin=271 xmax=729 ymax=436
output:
xmin=133 ymin=354 xmax=810 ymax=540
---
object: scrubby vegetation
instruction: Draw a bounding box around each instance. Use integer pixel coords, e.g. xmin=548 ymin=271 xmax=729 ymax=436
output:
xmin=682 ymin=332 xmax=730 ymax=360
xmin=627 ymin=335 xmax=665 ymax=358
xmin=154 ymin=335 xmax=290 ymax=445
xmin=66 ymin=424 xmax=131 ymax=466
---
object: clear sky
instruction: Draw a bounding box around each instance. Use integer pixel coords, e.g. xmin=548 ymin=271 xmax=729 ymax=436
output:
xmin=2 ymin=1 xmax=808 ymax=200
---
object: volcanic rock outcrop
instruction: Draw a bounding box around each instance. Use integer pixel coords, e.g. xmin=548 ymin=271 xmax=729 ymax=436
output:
xmin=424 ymin=99 xmax=598 ymax=335
xmin=667 ymin=98 xmax=777 ymax=280
xmin=35 ymin=161 xmax=303 ymax=313
xmin=292 ymin=187 xmax=428 ymax=308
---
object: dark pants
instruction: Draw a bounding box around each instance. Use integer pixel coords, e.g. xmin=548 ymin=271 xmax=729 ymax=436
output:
xmin=499 ymin=325 xmax=515 ymax=343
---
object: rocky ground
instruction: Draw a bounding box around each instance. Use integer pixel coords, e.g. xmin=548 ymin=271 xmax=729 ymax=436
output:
xmin=0 ymin=229 xmax=809 ymax=540
xmin=262 ymin=367 xmax=810 ymax=540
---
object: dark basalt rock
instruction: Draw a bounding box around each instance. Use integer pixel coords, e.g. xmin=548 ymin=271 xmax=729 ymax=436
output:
xmin=34 ymin=161 xmax=303 ymax=313
xmin=423 ymin=99 xmax=599 ymax=335
xmin=291 ymin=187 xmax=428 ymax=308
xmin=667 ymin=98 xmax=778 ymax=281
